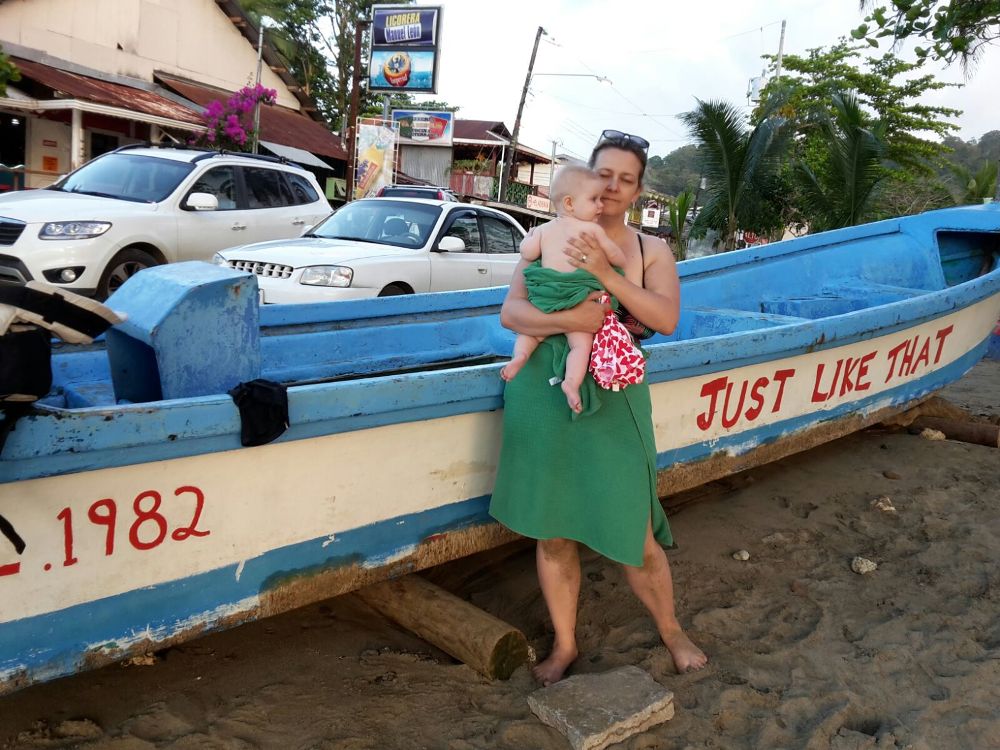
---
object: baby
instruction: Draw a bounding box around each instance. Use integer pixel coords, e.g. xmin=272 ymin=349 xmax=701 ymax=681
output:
xmin=500 ymin=165 xmax=626 ymax=413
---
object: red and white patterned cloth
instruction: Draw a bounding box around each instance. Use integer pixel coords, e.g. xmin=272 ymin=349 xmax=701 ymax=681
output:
xmin=589 ymin=293 xmax=645 ymax=391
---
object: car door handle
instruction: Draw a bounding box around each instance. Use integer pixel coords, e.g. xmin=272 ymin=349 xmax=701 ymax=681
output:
xmin=291 ymin=218 xmax=306 ymax=226
xmin=231 ymin=222 xmax=247 ymax=231
xmin=478 ymin=268 xmax=488 ymax=274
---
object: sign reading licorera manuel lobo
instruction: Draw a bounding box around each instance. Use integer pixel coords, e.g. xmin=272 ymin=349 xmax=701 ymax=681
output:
xmin=369 ymin=5 xmax=442 ymax=94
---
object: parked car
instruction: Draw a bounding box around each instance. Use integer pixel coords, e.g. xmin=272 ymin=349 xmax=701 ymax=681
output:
xmin=0 ymin=145 xmax=330 ymax=299
xmin=214 ymin=198 xmax=526 ymax=303
xmin=375 ymin=185 xmax=459 ymax=201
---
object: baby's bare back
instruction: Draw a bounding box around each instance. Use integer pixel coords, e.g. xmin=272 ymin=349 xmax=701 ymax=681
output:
xmin=539 ymin=217 xmax=597 ymax=272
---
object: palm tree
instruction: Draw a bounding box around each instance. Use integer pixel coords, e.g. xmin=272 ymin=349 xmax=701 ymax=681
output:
xmin=948 ymin=160 xmax=999 ymax=205
xmin=680 ymin=98 xmax=788 ymax=250
xmin=666 ymin=190 xmax=695 ymax=260
xmin=796 ymin=92 xmax=887 ymax=231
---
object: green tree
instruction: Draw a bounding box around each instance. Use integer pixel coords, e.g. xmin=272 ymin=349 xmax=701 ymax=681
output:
xmin=797 ymin=93 xmax=888 ymax=231
xmin=645 ymin=145 xmax=702 ymax=195
xmin=680 ymin=98 xmax=789 ymax=250
xmin=666 ymin=190 xmax=695 ymax=260
xmin=855 ymin=0 xmax=1000 ymax=71
xmin=948 ymin=160 xmax=999 ymax=204
xmin=757 ymin=40 xmax=960 ymax=173
xmin=0 ymin=44 xmax=20 ymax=97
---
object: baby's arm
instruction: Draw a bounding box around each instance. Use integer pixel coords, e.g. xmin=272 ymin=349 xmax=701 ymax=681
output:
xmin=519 ymin=226 xmax=542 ymax=261
xmin=582 ymin=224 xmax=627 ymax=267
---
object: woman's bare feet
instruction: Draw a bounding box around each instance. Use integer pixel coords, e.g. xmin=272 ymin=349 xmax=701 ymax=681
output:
xmin=661 ymin=627 xmax=708 ymax=673
xmin=561 ymin=380 xmax=583 ymax=413
xmin=501 ymin=353 xmax=529 ymax=381
xmin=532 ymin=643 xmax=578 ymax=687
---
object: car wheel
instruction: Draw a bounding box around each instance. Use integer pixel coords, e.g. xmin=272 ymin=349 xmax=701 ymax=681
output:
xmin=97 ymin=248 xmax=159 ymax=300
xmin=377 ymin=284 xmax=410 ymax=297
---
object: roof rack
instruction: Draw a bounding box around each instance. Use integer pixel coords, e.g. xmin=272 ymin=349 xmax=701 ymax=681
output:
xmin=108 ymin=142 xmax=289 ymax=166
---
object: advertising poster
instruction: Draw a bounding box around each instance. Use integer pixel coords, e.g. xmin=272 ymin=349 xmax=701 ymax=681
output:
xmin=372 ymin=7 xmax=438 ymax=45
xmin=369 ymin=5 xmax=441 ymax=94
xmin=353 ymin=119 xmax=398 ymax=200
xmin=391 ymin=110 xmax=453 ymax=146
xmin=369 ymin=50 xmax=437 ymax=92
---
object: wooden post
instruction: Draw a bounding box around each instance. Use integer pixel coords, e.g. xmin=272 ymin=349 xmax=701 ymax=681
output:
xmin=912 ymin=416 xmax=1000 ymax=448
xmin=357 ymin=574 xmax=531 ymax=680
xmin=345 ymin=20 xmax=370 ymax=202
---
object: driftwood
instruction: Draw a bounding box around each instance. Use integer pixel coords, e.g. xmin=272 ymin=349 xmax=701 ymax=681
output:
xmin=912 ymin=416 xmax=1000 ymax=448
xmin=356 ymin=574 xmax=531 ymax=680
xmin=884 ymin=396 xmax=999 ymax=448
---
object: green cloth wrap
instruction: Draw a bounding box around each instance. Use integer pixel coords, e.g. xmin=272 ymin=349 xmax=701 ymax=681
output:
xmin=522 ymin=262 xmax=622 ymax=418
xmin=488 ymin=343 xmax=672 ymax=566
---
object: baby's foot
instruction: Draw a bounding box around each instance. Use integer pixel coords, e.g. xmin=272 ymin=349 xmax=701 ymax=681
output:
xmin=501 ymin=353 xmax=529 ymax=381
xmin=561 ymin=381 xmax=583 ymax=413
xmin=661 ymin=627 xmax=708 ymax=673
xmin=532 ymin=643 xmax=578 ymax=687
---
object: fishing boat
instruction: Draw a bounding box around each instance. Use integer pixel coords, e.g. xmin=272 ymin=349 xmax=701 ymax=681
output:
xmin=1 ymin=204 xmax=998 ymax=694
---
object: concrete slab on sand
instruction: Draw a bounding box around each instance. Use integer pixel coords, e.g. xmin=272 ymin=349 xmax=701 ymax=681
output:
xmin=527 ymin=665 xmax=674 ymax=750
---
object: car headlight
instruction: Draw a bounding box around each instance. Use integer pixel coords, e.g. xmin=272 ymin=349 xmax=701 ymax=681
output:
xmin=39 ymin=221 xmax=112 ymax=240
xmin=211 ymin=252 xmax=229 ymax=266
xmin=299 ymin=265 xmax=353 ymax=287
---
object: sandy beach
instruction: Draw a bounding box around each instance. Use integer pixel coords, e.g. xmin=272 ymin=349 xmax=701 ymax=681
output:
xmin=2 ymin=359 xmax=998 ymax=750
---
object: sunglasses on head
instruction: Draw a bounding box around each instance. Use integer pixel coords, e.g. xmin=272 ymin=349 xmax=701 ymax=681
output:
xmin=598 ymin=129 xmax=650 ymax=154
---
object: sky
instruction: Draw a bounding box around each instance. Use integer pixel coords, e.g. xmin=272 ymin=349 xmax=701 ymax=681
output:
xmin=408 ymin=0 xmax=1000 ymax=161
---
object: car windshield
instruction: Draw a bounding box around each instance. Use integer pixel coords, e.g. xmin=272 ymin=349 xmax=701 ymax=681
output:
xmin=49 ymin=153 xmax=196 ymax=203
xmin=308 ymin=200 xmax=442 ymax=248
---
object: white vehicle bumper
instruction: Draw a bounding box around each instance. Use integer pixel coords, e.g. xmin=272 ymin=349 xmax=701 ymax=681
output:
xmin=0 ymin=239 xmax=109 ymax=291
xmin=258 ymin=279 xmax=379 ymax=304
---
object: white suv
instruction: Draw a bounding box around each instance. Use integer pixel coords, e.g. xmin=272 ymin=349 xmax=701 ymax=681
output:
xmin=0 ymin=146 xmax=331 ymax=298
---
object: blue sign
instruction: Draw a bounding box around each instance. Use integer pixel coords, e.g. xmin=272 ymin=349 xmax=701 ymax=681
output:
xmin=372 ymin=7 xmax=438 ymax=46
xmin=369 ymin=5 xmax=442 ymax=94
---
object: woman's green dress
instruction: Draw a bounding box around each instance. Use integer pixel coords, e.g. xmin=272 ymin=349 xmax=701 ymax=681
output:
xmin=488 ymin=328 xmax=673 ymax=567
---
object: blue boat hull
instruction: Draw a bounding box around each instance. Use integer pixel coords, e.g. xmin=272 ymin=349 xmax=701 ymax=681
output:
xmin=1 ymin=204 xmax=998 ymax=694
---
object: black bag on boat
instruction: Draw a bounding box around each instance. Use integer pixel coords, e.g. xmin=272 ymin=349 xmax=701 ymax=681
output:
xmin=228 ymin=379 xmax=289 ymax=447
xmin=0 ymin=324 xmax=52 ymax=402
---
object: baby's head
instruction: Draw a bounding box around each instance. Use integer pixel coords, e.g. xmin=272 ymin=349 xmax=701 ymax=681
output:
xmin=550 ymin=165 xmax=606 ymax=221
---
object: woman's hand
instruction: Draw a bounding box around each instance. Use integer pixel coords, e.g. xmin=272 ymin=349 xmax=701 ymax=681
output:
xmin=565 ymin=231 xmax=614 ymax=285
xmin=562 ymin=291 xmax=609 ymax=333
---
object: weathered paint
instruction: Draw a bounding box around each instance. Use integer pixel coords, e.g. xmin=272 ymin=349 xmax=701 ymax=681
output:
xmin=1 ymin=204 xmax=999 ymax=694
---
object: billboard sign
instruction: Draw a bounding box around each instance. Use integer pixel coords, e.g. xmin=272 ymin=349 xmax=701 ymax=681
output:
xmin=391 ymin=110 xmax=453 ymax=146
xmin=641 ymin=207 xmax=661 ymax=228
xmin=369 ymin=5 xmax=442 ymax=94
xmin=353 ymin=118 xmax=398 ymax=200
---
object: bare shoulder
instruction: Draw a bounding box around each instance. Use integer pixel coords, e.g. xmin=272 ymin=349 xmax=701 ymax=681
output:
xmin=638 ymin=232 xmax=672 ymax=258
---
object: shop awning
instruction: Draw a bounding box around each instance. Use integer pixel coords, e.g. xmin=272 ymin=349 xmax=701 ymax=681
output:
xmin=11 ymin=58 xmax=203 ymax=126
xmin=259 ymin=140 xmax=333 ymax=169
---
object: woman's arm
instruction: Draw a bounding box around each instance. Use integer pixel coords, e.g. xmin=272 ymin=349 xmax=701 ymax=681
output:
xmin=567 ymin=232 xmax=681 ymax=335
xmin=500 ymin=258 xmax=609 ymax=337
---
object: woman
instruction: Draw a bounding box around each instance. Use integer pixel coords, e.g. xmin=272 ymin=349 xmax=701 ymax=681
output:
xmin=489 ymin=130 xmax=708 ymax=685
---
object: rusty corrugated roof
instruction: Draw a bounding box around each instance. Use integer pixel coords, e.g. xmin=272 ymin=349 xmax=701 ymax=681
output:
xmin=157 ymin=74 xmax=347 ymax=162
xmin=12 ymin=58 xmax=204 ymax=125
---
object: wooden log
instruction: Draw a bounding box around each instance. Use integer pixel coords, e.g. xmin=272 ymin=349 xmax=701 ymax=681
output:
xmin=356 ymin=574 xmax=531 ymax=680
xmin=912 ymin=416 xmax=1000 ymax=448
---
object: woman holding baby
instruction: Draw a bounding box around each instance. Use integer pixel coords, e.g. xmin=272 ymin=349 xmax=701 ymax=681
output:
xmin=489 ymin=130 xmax=707 ymax=685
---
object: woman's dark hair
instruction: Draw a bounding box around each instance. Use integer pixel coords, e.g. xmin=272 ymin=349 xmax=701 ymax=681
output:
xmin=589 ymin=135 xmax=648 ymax=183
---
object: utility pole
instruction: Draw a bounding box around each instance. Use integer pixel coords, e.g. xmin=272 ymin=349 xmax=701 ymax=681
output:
xmin=251 ymin=17 xmax=266 ymax=154
xmin=549 ymin=139 xmax=560 ymax=190
xmin=499 ymin=26 xmax=545 ymax=204
xmin=774 ymin=19 xmax=787 ymax=81
xmin=345 ymin=20 xmax=371 ymax=202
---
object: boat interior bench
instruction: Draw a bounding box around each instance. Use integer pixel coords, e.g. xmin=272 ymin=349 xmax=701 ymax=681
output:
xmin=756 ymin=282 xmax=931 ymax=319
